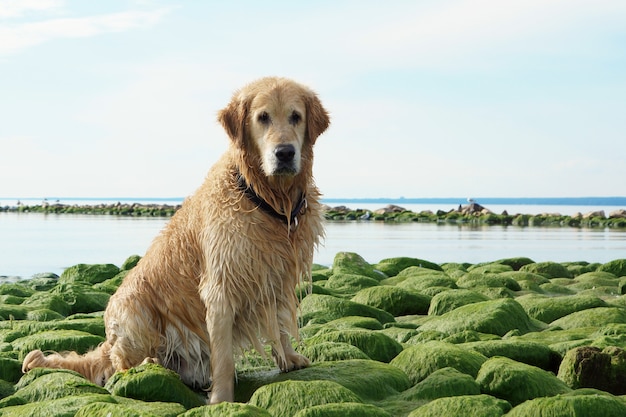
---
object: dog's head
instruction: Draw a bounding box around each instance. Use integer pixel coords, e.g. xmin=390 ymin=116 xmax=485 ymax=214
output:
xmin=218 ymin=77 xmax=330 ymax=177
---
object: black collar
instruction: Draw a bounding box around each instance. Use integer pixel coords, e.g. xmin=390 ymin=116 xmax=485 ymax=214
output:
xmin=237 ymin=173 xmax=307 ymax=230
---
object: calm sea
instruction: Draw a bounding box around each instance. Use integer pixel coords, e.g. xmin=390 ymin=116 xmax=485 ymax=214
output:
xmin=1 ymin=197 xmax=625 ymax=279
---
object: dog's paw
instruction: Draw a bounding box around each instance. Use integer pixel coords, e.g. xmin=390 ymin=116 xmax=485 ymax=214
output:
xmin=279 ymin=352 xmax=310 ymax=372
xmin=22 ymin=350 xmax=48 ymax=373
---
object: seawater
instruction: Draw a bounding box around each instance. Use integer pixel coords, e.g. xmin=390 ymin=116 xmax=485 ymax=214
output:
xmin=1 ymin=208 xmax=626 ymax=279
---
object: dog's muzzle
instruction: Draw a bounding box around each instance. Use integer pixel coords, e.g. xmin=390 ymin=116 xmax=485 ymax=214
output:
xmin=272 ymin=144 xmax=298 ymax=175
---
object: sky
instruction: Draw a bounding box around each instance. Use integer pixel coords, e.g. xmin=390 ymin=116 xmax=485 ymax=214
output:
xmin=1 ymin=0 xmax=625 ymax=200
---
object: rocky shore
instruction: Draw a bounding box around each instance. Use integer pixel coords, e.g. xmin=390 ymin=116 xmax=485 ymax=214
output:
xmin=3 ymin=201 xmax=626 ymax=228
xmin=2 ymin=253 xmax=626 ymax=416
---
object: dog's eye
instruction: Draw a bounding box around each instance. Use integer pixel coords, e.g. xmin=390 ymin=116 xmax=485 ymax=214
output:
xmin=257 ymin=111 xmax=270 ymax=124
xmin=289 ymin=111 xmax=302 ymax=126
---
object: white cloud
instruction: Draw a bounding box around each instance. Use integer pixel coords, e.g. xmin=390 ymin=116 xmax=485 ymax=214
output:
xmin=0 ymin=6 xmax=172 ymax=55
xmin=0 ymin=0 xmax=63 ymax=19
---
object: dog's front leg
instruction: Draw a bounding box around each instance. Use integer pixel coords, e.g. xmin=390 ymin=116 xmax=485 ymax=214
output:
xmin=206 ymin=306 xmax=235 ymax=404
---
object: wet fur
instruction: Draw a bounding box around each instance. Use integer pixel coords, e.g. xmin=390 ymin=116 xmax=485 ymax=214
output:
xmin=22 ymin=77 xmax=330 ymax=404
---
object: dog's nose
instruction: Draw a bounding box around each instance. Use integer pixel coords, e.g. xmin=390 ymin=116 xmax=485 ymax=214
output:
xmin=274 ymin=144 xmax=296 ymax=163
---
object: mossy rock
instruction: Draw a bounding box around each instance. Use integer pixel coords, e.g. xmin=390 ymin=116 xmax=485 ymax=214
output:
xmin=59 ymin=263 xmax=121 ymax=285
xmin=21 ymin=292 xmax=71 ymax=316
xmin=476 ymin=356 xmax=571 ymax=406
xmin=305 ymin=329 xmax=403 ymax=362
xmin=324 ymin=273 xmax=380 ymax=295
xmin=374 ymin=257 xmax=442 ymax=277
xmin=491 ymin=257 xmax=535 ymax=271
xmin=550 ymin=307 xmax=626 ymax=329
xmin=419 ymin=298 xmax=544 ymax=336
xmin=236 ymin=360 xmax=410 ymax=403
xmin=77 ymin=400 xmax=187 ymax=417
xmin=25 ymin=275 xmax=59 ymax=291
xmin=507 ymin=390 xmax=626 ymax=417
xmin=332 ymin=252 xmax=383 ymax=280
xmin=8 ymin=317 xmax=106 ymax=341
xmin=5 ymin=370 xmax=108 ymax=403
xmin=498 ymin=270 xmax=550 ymax=285
xmin=50 ymin=283 xmax=111 ymax=315
xmin=466 ymin=263 xmax=514 ymax=274
xmin=461 ymin=339 xmax=562 ymax=372
xmin=407 ymin=394 xmax=511 ymax=417
xmin=0 ymin=304 xmax=29 ymax=320
xmin=179 ymin=402 xmax=272 ymax=417
xmin=294 ymin=402 xmax=392 ymax=417
xmin=557 ymin=345 xmax=626 ymax=394
xmin=351 ymin=286 xmax=430 ymax=316
xmin=105 ymin=363 xmax=205 ymax=409
xmin=516 ymin=294 xmax=607 ymax=324
xmin=25 ymin=309 xmax=65 ymax=321
xmin=298 ymin=341 xmax=370 ymax=362
xmin=428 ymin=289 xmax=489 ymax=316
xmin=248 ymin=380 xmax=362 ymax=417
xmin=0 ymin=357 xmax=22 ymax=383
xmin=397 ymin=367 xmax=480 ymax=401
xmin=12 ymin=330 xmax=104 ymax=360
xmin=0 ymin=294 xmax=25 ymax=305
xmin=0 ymin=378 xmax=14 ymax=399
xmin=456 ymin=272 xmax=521 ymax=291
xmin=394 ymin=272 xmax=457 ymax=293
xmin=0 ymin=283 xmax=34 ymax=298
xmin=390 ymin=341 xmax=487 ymax=385
xmin=539 ymin=282 xmax=576 ymax=295
xmin=299 ymin=294 xmax=394 ymax=325
xmin=324 ymin=316 xmax=384 ymax=331
xmin=520 ymin=261 xmax=573 ymax=278
xmin=93 ymin=270 xmax=128 ymax=295
xmin=0 ymin=393 xmax=117 ymax=417
xmin=121 ymin=254 xmax=142 ymax=271
xmin=598 ymin=259 xmax=626 ymax=277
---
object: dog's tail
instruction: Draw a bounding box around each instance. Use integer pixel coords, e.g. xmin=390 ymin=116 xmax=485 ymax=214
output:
xmin=22 ymin=342 xmax=115 ymax=386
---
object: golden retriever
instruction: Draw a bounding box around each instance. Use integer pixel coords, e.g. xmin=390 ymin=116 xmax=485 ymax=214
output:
xmin=22 ymin=77 xmax=330 ymax=404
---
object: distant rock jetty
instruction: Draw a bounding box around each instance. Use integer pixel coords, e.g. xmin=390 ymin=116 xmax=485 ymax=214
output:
xmin=2 ymin=201 xmax=626 ymax=228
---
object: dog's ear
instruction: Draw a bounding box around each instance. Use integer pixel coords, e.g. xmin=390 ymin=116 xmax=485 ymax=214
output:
xmin=218 ymin=92 xmax=250 ymax=148
xmin=305 ymin=93 xmax=330 ymax=144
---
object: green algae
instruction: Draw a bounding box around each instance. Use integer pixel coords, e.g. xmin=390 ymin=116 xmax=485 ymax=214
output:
xmin=507 ymin=390 xmax=626 ymax=417
xmin=351 ymin=286 xmax=431 ymax=316
xmin=390 ymin=341 xmax=487 ymax=385
xmin=299 ymin=294 xmax=395 ymax=325
xmin=294 ymin=402 xmax=392 ymax=417
xmin=12 ymin=330 xmax=104 ymax=360
xmin=374 ymin=257 xmax=443 ymax=276
xmin=427 ymin=289 xmax=489 ymax=316
xmin=396 ymin=367 xmax=480 ymax=401
xmin=476 ymin=356 xmax=572 ymax=406
xmin=407 ymin=394 xmax=511 ymax=417
xmin=305 ymin=329 xmax=403 ymax=362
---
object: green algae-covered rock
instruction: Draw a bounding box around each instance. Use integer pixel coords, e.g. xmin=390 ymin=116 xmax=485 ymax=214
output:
xmin=456 ymin=272 xmax=521 ymax=291
xmin=419 ymin=298 xmax=544 ymax=336
xmin=390 ymin=341 xmax=487 ymax=384
xmin=76 ymin=400 xmax=187 ymax=417
xmin=236 ymin=360 xmax=410 ymax=403
xmin=516 ymin=294 xmax=607 ymax=323
xmin=374 ymin=257 xmax=442 ymax=276
xmin=299 ymin=294 xmax=394 ymax=325
xmin=324 ymin=273 xmax=380 ymax=295
xmin=298 ymin=341 xmax=370 ymax=362
xmin=21 ymin=292 xmax=71 ymax=316
xmin=324 ymin=316 xmax=384 ymax=331
xmin=476 ymin=356 xmax=571 ymax=406
xmin=12 ymin=330 xmax=104 ymax=360
xmin=305 ymin=329 xmax=403 ymax=362
xmin=294 ymin=402 xmax=392 ymax=417
xmin=506 ymin=390 xmax=626 ymax=417
xmin=5 ymin=370 xmax=108 ymax=404
xmin=25 ymin=275 xmax=59 ymax=291
xmin=461 ymin=339 xmax=562 ymax=372
xmin=598 ymin=259 xmax=626 ymax=277
xmin=467 ymin=263 xmax=514 ymax=274
xmin=50 ymin=283 xmax=111 ymax=314
xmin=121 ymin=254 xmax=142 ymax=271
xmin=428 ymin=289 xmax=489 ymax=316
xmin=93 ymin=270 xmax=128 ymax=295
xmin=105 ymin=363 xmax=205 ymax=409
xmin=351 ymin=286 xmax=431 ymax=316
xmin=249 ymin=380 xmax=362 ymax=417
xmin=0 ymin=379 xmax=15 ymax=399
xmin=0 ymin=304 xmax=29 ymax=320
xmin=26 ymin=308 xmax=65 ymax=321
xmin=521 ymin=261 xmax=573 ymax=278
xmin=397 ymin=367 xmax=480 ymax=401
xmin=550 ymin=307 xmax=626 ymax=329
xmin=59 ymin=263 xmax=120 ymax=285
xmin=332 ymin=252 xmax=383 ymax=280
xmin=180 ymin=402 xmax=272 ymax=417
xmin=557 ymin=345 xmax=626 ymax=394
xmin=0 ymin=283 xmax=34 ymax=298
xmin=572 ymin=271 xmax=619 ymax=290
xmin=407 ymin=394 xmax=511 ymax=417
xmin=0 ymin=393 xmax=117 ymax=417
xmin=392 ymin=269 xmax=457 ymax=292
